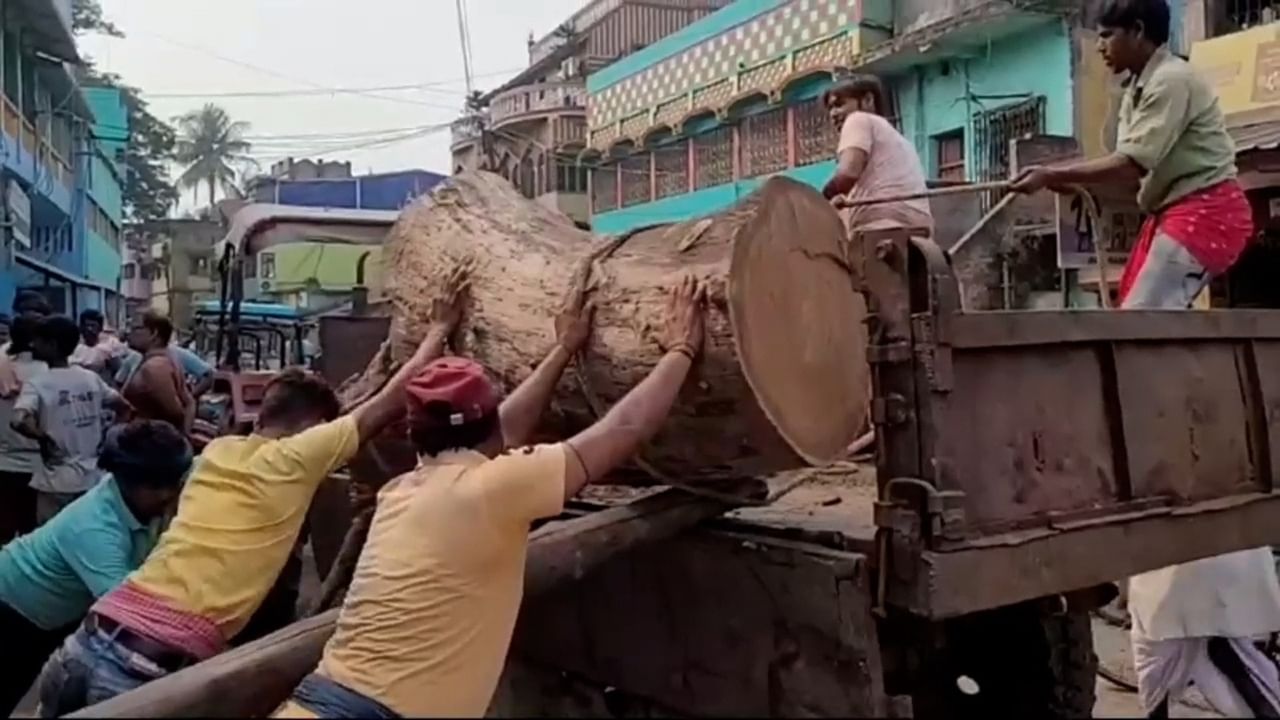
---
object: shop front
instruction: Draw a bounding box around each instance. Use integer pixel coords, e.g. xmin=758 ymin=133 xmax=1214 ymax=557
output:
xmin=1191 ymin=22 xmax=1280 ymax=308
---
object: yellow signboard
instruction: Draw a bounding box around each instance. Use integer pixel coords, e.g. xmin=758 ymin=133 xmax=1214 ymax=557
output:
xmin=1190 ymin=23 xmax=1280 ymax=124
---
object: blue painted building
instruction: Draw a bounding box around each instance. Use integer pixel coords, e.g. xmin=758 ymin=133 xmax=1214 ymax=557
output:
xmin=248 ymin=169 xmax=447 ymax=211
xmin=0 ymin=0 xmax=127 ymax=322
xmin=582 ymin=0 xmax=1106 ymax=236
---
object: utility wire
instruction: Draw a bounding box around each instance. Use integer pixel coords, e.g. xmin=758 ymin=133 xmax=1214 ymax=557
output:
xmin=133 ymin=29 xmax=484 ymax=109
xmin=142 ymin=68 xmax=523 ymax=100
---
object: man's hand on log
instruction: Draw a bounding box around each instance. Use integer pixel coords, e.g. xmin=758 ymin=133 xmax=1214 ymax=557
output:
xmin=555 ymin=280 xmax=597 ymax=356
xmin=426 ymin=260 xmax=473 ymax=345
xmin=660 ymin=275 xmax=707 ymax=361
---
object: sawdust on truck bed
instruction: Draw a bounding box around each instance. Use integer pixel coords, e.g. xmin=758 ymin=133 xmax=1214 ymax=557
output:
xmin=578 ymin=460 xmax=879 ymax=546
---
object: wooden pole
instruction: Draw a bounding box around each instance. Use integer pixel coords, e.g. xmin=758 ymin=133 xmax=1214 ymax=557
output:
xmin=70 ymin=489 xmax=732 ymax=719
xmin=837 ymin=180 xmax=1011 ymax=208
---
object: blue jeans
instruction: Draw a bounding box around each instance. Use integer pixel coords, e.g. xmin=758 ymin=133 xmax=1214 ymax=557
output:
xmin=291 ymin=674 xmax=401 ymax=719
xmin=35 ymin=625 xmax=170 ymax=717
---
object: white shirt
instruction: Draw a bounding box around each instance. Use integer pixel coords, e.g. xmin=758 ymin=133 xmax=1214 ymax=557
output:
xmin=1129 ymin=547 xmax=1280 ymax=641
xmin=836 ymin=111 xmax=933 ymax=232
xmin=14 ymin=366 xmax=120 ymax=494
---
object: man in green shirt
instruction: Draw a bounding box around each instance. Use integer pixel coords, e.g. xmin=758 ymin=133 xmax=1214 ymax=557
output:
xmin=1013 ymin=2 xmax=1278 ymax=717
xmin=1012 ymin=0 xmax=1252 ymax=309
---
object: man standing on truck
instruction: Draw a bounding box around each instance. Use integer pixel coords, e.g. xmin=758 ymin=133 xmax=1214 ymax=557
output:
xmin=271 ymin=277 xmax=706 ymax=719
xmin=821 ymin=74 xmax=933 ymax=235
xmin=1011 ymin=0 xmax=1280 ymax=716
xmin=32 ymin=270 xmax=470 ymax=716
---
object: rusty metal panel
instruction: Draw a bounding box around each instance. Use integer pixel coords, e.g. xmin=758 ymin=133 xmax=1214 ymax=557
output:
xmin=862 ymin=230 xmax=1280 ymax=617
xmin=891 ymin=493 xmax=1280 ymax=619
xmin=1113 ymin=342 xmax=1257 ymax=501
xmin=933 ymin=347 xmax=1117 ymax=531
xmin=317 ymin=315 xmax=389 ymax=388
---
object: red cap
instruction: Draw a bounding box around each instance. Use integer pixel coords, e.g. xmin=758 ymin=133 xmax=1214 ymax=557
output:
xmin=405 ymin=357 xmax=500 ymax=428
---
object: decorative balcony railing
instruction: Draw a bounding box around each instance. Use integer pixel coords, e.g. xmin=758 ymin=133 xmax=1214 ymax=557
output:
xmin=489 ymin=82 xmax=586 ymax=127
xmin=2 ymin=96 xmax=72 ymax=193
xmin=450 ymin=115 xmax=484 ymax=149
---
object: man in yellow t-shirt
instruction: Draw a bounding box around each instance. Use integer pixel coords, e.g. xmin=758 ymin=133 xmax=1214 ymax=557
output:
xmin=33 ymin=278 xmax=469 ymax=717
xmin=273 ymin=276 xmax=707 ymax=719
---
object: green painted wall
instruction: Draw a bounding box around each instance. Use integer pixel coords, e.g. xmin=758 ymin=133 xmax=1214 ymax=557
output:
xmin=261 ymin=242 xmax=383 ymax=293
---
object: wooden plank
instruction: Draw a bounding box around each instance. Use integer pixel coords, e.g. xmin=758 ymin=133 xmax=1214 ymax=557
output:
xmin=947 ymin=310 xmax=1280 ymax=348
xmin=70 ymin=490 xmax=732 ymax=719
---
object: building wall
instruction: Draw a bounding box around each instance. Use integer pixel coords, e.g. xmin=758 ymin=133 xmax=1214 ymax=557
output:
xmin=253 ymin=243 xmax=384 ymax=309
xmin=0 ymin=4 xmax=123 ymax=313
xmin=591 ymin=17 xmax=1075 ymax=236
xmin=585 ymin=0 xmax=889 ymax=152
xmin=895 ymin=20 xmax=1073 ymax=179
xmin=249 ymin=170 xmax=445 ymax=211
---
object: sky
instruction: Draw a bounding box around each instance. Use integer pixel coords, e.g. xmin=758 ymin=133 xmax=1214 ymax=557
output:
xmin=79 ymin=0 xmax=584 ymax=208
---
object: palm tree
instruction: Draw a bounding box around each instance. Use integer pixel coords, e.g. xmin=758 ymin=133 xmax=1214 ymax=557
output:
xmin=174 ymin=104 xmax=252 ymax=206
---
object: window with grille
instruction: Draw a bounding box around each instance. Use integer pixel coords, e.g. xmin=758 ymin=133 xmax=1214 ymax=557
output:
xmin=654 ymin=140 xmax=689 ymax=200
xmin=1218 ymin=0 xmax=1280 ymax=33
xmin=519 ymin=156 xmax=536 ymax=198
xmin=694 ymin=127 xmax=733 ymax=190
xmin=620 ymin=153 xmax=651 ymax=207
xmin=556 ymin=160 xmax=589 ymax=193
xmin=973 ymin=97 xmax=1046 ymax=209
xmin=794 ymin=97 xmax=836 ymax=167
xmin=740 ymin=107 xmax=788 ymax=178
xmin=260 ymin=253 xmax=276 ymax=280
xmin=935 ymin=130 xmax=966 ymax=182
xmin=592 ymin=164 xmax=618 ymax=213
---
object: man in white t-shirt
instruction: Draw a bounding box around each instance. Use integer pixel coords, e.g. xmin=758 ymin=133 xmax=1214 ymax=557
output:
xmin=821 ymin=75 xmax=933 ymax=235
xmin=12 ymin=316 xmax=129 ymax=524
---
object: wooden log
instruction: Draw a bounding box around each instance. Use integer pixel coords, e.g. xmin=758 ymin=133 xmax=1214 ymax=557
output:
xmin=69 ymin=489 xmax=734 ymax=719
xmin=347 ymin=170 xmax=869 ymax=483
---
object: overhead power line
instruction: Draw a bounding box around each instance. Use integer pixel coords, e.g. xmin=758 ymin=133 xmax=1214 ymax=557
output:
xmin=133 ymin=29 xmax=512 ymax=109
xmin=142 ymin=68 xmax=523 ymax=101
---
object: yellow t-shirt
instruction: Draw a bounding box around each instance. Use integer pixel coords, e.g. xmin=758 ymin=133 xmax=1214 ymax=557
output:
xmin=130 ymin=416 xmax=361 ymax=640
xmin=308 ymin=444 xmax=567 ymax=718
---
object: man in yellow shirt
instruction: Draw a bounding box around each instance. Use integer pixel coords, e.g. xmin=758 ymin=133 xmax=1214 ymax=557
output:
xmin=32 ymin=276 xmax=469 ymax=716
xmin=273 ymin=276 xmax=707 ymax=719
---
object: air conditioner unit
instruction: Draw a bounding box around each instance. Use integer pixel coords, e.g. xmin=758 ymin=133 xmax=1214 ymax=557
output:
xmin=560 ymin=57 xmax=581 ymax=79
xmin=260 ymin=281 xmax=272 ymax=292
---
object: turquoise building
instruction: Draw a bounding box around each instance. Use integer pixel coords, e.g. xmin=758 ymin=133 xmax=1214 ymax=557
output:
xmin=0 ymin=0 xmax=127 ymax=321
xmin=583 ymin=0 xmax=1120 ymax=236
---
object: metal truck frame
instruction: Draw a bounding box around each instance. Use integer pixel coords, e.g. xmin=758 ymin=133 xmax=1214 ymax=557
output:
xmin=72 ymin=229 xmax=1280 ymax=718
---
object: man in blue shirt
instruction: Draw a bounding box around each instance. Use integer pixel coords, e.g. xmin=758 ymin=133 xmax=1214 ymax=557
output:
xmin=0 ymin=419 xmax=191 ymax=715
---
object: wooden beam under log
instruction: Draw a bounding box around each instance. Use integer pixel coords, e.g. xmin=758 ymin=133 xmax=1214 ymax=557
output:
xmin=69 ymin=488 xmax=735 ymax=719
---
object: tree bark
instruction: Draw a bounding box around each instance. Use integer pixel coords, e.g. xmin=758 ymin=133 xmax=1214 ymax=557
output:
xmin=348 ymin=170 xmax=869 ymax=483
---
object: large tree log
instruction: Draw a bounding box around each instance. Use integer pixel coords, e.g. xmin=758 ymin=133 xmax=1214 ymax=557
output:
xmin=348 ymin=170 xmax=868 ymax=483
xmin=69 ymin=489 xmax=734 ymax=719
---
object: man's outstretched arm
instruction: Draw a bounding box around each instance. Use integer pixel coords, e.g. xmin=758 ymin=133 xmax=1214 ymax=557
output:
xmin=349 ymin=265 xmax=470 ymax=443
xmin=500 ymin=274 xmax=596 ymax=449
xmin=560 ymin=275 xmax=706 ymax=501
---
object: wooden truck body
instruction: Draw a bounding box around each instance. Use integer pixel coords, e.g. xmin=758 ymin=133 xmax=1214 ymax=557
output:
xmin=75 ymin=229 xmax=1280 ymax=718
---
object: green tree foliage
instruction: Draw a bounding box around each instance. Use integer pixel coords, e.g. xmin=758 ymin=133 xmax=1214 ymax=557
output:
xmin=174 ymin=104 xmax=252 ymax=206
xmin=72 ymin=0 xmax=180 ymax=222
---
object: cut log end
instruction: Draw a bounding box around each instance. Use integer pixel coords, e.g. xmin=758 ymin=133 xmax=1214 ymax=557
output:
xmin=730 ymin=176 xmax=869 ymax=467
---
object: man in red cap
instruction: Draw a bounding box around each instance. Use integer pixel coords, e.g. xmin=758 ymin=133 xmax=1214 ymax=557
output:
xmin=34 ymin=271 xmax=470 ymax=716
xmin=273 ymin=275 xmax=707 ymax=719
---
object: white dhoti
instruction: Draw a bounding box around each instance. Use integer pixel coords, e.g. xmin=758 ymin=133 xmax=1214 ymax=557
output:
xmin=1129 ymin=548 xmax=1280 ymax=716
